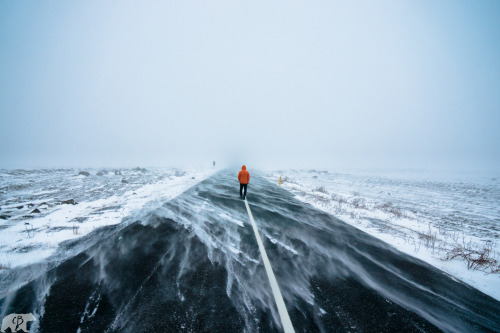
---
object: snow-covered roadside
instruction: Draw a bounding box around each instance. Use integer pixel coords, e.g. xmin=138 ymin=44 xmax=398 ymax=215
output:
xmin=0 ymin=168 xmax=217 ymax=268
xmin=264 ymin=169 xmax=500 ymax=301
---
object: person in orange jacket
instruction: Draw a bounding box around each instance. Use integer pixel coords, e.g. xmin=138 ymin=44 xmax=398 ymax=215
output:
xmin=238 ymin=165 xmax=250 ymax=199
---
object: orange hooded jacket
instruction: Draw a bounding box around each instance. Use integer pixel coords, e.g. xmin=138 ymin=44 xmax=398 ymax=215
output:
xmin=238 ymin=165 xmax=250 ymax=184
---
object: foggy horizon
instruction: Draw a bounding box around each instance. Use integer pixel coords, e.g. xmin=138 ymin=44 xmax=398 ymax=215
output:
xmin=1 ymin=1 xmax=499 ymax=173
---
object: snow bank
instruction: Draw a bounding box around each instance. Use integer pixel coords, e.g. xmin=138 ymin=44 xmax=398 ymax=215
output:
xmin=264 ymin=169 xmax=500 ymax=301
xmin=0 ymin=167 xmax=217 ymax=268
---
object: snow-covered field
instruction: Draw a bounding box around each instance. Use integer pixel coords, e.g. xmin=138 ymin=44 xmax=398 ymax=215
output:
xmin=0 ymin=167 xmax=216 ymax=268
xmin=264 ymin=169 xmax=500 ymax=301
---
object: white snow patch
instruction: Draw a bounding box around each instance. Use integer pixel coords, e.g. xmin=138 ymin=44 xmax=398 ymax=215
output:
xmin=219 ymin=213 xmax=244 ymax=227
xmin=265 ymin=235 xmax=299 ymax=255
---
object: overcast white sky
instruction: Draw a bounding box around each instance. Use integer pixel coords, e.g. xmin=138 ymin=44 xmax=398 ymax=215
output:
xmin=1 ymin=1 xmax=499 ymax=172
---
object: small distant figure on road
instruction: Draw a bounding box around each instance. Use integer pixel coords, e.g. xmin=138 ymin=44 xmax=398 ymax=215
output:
xmin=213 ymin=160 xmax=216 ymax=167
xmin=238 ymin=165 xmax=250 ymax=200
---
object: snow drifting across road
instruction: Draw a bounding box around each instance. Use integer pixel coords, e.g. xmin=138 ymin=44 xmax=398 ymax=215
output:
xmin=3 ymin=170 xmax=498 ymax=332
xmin=0 ymin=167 xmax=217 ymax=268
xmin=264 ymin=169 xmax=500 ymax=301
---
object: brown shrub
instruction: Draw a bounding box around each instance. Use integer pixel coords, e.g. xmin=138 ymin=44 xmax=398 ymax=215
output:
xmin=445 ymin=241 xmax=499 ymax=272
xmin=315 ymin=186 xmax=328 ymax=194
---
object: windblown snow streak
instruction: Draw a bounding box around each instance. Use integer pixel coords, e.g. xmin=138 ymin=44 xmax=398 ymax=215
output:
xmin=1 ymin=171 xmax=499 ymax=332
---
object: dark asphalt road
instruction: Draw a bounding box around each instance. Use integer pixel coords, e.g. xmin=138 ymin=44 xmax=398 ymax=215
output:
xmin=1 ymin=171 xmax=499 ymax=332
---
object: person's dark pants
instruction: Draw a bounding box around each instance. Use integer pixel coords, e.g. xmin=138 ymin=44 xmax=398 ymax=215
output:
xmin=240 ymin=183 xmax=248 ymax=198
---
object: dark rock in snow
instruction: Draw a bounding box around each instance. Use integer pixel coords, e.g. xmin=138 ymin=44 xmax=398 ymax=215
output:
xmin=78 ymin=171 xmax=90 ymax=176
xmin=114 ymin=170 xmax=122 ymax=175
xmin=133 ymin=167 xmax=147 ymax=173
xmin=121 ymin=179 xmax=128 ymax=184
xmin=97 ymin=169 xmax=109 ymax=176
xmin=31 ymin=208 xmax=41 ymax=214
xmin=16 ymin=205 xmax=24 ymax=209
xmin=0 ymin=215 xmax=10 ymax=220
xmin=27 ymin=203 xmax=34 ymax=208
xmin=61 ymin=199 xmax=77 ymax=205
